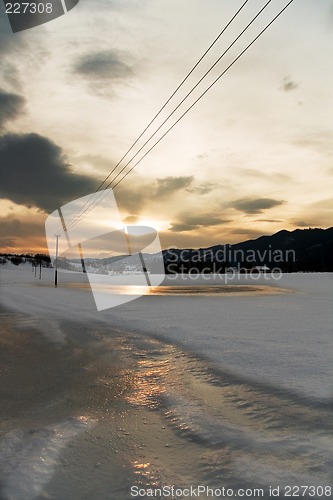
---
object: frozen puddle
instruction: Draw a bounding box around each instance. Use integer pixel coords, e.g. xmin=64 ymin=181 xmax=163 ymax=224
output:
xmin=0 ymin=417 xmax=94 ymax=500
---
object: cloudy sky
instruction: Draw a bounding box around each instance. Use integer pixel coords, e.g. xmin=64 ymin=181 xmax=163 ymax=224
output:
xmin=1 ymin=0 xmax=333 ymax=253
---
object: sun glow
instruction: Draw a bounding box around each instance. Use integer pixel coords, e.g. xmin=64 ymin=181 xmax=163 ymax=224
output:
xmin=106 ymin=219 xmax=168 ymax=233
xmin=132 ymin=219 xmax=169 ymax=232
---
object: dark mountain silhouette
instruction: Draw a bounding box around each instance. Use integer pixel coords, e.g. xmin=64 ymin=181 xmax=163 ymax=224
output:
xmin=163 ymin=227 xmax=333 ymax=273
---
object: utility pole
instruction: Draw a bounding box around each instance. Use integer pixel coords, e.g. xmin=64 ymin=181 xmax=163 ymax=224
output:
xmin=54 ymin=234 xmax=60 ymax=288
xmin=78 ymin=243 xmax=86 ymax=273
xmin=39 ymin=259 xmax=42 ymax=279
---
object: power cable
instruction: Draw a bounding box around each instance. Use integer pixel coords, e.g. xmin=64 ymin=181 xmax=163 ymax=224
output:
xmin=60 ymin=0 xmax=251 ymax=232
xmin=111 ymin=0 xmax=295 ymax=191
xmin=63 ymin=0 xmax=295 ymax=232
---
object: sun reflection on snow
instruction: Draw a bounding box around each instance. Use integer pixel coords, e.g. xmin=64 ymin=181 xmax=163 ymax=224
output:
xmin=125 ymin=358 xmax=171 ymax=409
xmin=133 ymin=461 xmax=151 ymax=471
xmin=132 ymin=460 xmax=156 ymax=485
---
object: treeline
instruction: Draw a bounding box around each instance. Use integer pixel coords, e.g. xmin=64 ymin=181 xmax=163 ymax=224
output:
xmin=0 ymin=253 xmax=52 ymax=267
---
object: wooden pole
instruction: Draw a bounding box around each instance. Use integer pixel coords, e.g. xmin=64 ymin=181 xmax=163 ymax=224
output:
xmin=55 ymin=234 xmax=60 ymax=287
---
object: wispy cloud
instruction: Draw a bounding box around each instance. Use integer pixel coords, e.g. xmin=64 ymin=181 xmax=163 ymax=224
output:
xmin=0 ymin=89 xmax=25 ymax=130
xmin=238 ymin=168 xmax=291 ymax=183
xmin=74 ymin=50 xmax=134 ymax=81
xmin=229 ymin=197 xmax=285 ymax=215
xmin=291 ymin=219 xmax=318 ymax=228
xmin=156 ymin=176 xmax=193 ymax=196
xmin=0 ymin=212 xmax=46 ymax=251
xmin=170 ymin=213 xmax=229 ymax=232
xmin=186 ymin=182 xmax=217 ymax=195
xmin=255 ymin=219 xmax=283 ymax=223
xmin=281 ymin=76 xmax=298 ymax=92
xmin=292 ymin=131 xmax=333 ymax=155
xmin=115 ymin=175 xmax=195 ymax=213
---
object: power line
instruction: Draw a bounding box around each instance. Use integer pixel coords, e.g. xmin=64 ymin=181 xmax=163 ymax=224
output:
xmin=60 ymin=0 xmax=251 ymax=233
xmin=63 ymin=0 xmax=295 ymax=232
xmin=111 ymin=0 xmax=295 ymax=191
xmin=95 ymin=0 xmax=251 ymax=192
xmin=107 ymin=0 xmax=273 ymax=188
xmin=63 ymin=0 xmax=272 ymax=231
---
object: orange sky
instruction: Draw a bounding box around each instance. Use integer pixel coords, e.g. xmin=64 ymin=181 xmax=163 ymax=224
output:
xmin=1 ymin=0 xmax=333 ymax=254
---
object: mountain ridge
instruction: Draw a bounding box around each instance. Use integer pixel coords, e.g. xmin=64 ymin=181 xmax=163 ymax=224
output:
xmin=163 ymin=226 xmax=333 ymax=273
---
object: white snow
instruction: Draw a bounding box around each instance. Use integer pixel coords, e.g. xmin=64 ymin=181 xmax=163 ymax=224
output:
xmin=0 ymin=417 xmax=93 ymax=500
xmin=1 ymin=264 xmax=333 ymax=401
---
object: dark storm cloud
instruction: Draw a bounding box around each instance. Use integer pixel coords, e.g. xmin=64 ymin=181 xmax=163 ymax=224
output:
xmin=230 ymin=197 xmax=285 ymax=214
xmin=170 ymin=214 xmax=229 ymax=233
xmin=0 ymin=133 xmax=96 ymax=212
xmin=0 ymin=89 xmax=25 ymax=129
xmin=74 ymin=50 xmax=133 ymax=80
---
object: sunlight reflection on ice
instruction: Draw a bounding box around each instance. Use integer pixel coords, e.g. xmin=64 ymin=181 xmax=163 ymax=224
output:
xmin=78 ymin=284 xmax=288 ymax=296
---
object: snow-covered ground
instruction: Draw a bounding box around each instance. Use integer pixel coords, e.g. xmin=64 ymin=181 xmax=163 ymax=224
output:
xmin=1 ymin=263 xmax=333 ymax=499
xmin=1 ymin=264 xmax=332 ymax=401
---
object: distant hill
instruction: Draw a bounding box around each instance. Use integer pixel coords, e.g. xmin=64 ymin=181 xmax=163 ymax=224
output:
xmin=2 ymin=227 xmax=332 ymax=273
xmin=163 ymin=227 xmax=333 ymax=273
